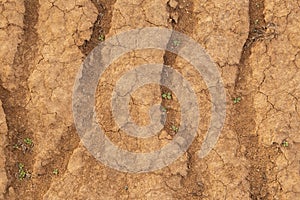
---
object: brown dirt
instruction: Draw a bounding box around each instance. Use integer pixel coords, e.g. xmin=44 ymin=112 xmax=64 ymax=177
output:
xmin=79 ymin=0 xmax=117 ymax=56
xmin=0 ymin=0 xmax=299 ymax=199
xmin=0 ymin=0 xmax=39 ymax=198
xmin=234 ymin=0 xmax=280 ymax=199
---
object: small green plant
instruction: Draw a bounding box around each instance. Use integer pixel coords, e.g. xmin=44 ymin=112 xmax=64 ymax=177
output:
xmin=124 ymin=186 xmax=128 ymax=190
xmin=98 ymin=34 xmax=105 ymax=41
xmin=162 ymin=92 xmax=172 ymax=100
xmin=24 ymin=138 xmax=33 ymax=145
xmin=53 ymin=169 xmax=59 ymax=175
xmin=171 ymin=125 xmax=179 ymax=133
xmin=161 ymin=106 xmax=167 ymax=112
xmin=173 ymin=39 xmax=180 ymax=47
xmin=282 ymin=140 xmax=289 ymax=147
xmin=13 ymin=138 xmax=33 ymax=154
xmin=13 ymin=144 xmax=20 ymax=150
xmin=233 ymin=97 xmax=241 ymax=104
xmin=18 ymin=163 xmax=30 ymax=180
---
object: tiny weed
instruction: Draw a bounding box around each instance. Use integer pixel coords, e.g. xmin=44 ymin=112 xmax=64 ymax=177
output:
xmin=124 ymin=186 xmax=128 ymax=190
xmin=24 ymin=138 xmax=33 ymax=145
xmin=171 ymin=125 xmax=179 ymax=133
xmin=282 ymin=140 xmax=289 ymax=147
xmin=233 ymin=97 xmax=241 ymax=104
xmin=173 ymin=39 xmax=180 ymax=47
xmin=18 ymin=163 xmax=30 ymax=180
xmin=162 ymin=92 xmax=172 ymax=100
xmin=53 ymin=169 xmax=59 ymax=175
xmin=98 ymin=34 xmax=105 ymax=41
xmin=13 ymin=144 xmax=20 ymax=150
xmin=18 ymin=163 xmax=24 ymax=169
xmin=161 ymin=106 xmax=167 ymax=112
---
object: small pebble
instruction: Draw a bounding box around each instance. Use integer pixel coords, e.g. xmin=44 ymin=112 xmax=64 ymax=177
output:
xmin=168 ymin=0 xmax=178 ymax=9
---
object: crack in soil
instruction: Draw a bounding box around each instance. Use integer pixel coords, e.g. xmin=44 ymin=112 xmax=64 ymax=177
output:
xmin=160 ymin=0 xmax=196 ymax=137
xmin=0 ymin=0 xmax=40 ymax=199
xmin=236 ymin=0 xmax=267 ymax=85
xmin=161 ymin=0 xmax=206 ymax=198
xmin=79 ymin=0 xmax=117 ymax=56
xmin=234 ymin=0 xmax=281 ymax=199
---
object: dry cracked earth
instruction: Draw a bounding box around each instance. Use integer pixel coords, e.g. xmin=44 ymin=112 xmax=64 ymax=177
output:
xmin=0 ymin=0 xmax=300 ymax=199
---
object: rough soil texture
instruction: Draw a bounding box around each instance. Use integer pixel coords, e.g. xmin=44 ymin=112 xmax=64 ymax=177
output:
xmin=0 ymin=100 xmax=8 ymax=200
xmin=0 ymin=0 xmax=299 ymax=199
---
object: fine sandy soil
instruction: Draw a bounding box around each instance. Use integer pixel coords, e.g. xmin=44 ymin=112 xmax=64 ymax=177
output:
xmin=0 ymin=0 xmax=300 ymax=199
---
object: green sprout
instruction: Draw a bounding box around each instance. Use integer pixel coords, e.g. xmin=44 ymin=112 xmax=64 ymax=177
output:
xmin=18 ymin=163 xmax=30 ymax=180
xmin=98 ymin=34 xmax=105 ymax=41
xmin=282 ymin=140 xmax=289 ymax=147
xmin=161 ymin=106 xmax=167 ymax=112
xmin=53 ymin=169 xmax=59 ymax=175
xmin=13 ymin=144 xmax=20 ymax=150
xmin=173 ymin=39 xmax=180 ymax=47
xmin=171 ymin=125 xmax=179 ymax=133
xmin=233 ymin=97 xmax=241 ymax=104
xmin=24 ymin=138 xmax=33 ymax=145
xmin=162 ymin=92 xmax=172 ymax=100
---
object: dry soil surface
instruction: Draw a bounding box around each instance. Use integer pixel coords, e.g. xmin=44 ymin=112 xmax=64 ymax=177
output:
xmin=0 ymin=0 xmax=299 ymax=199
